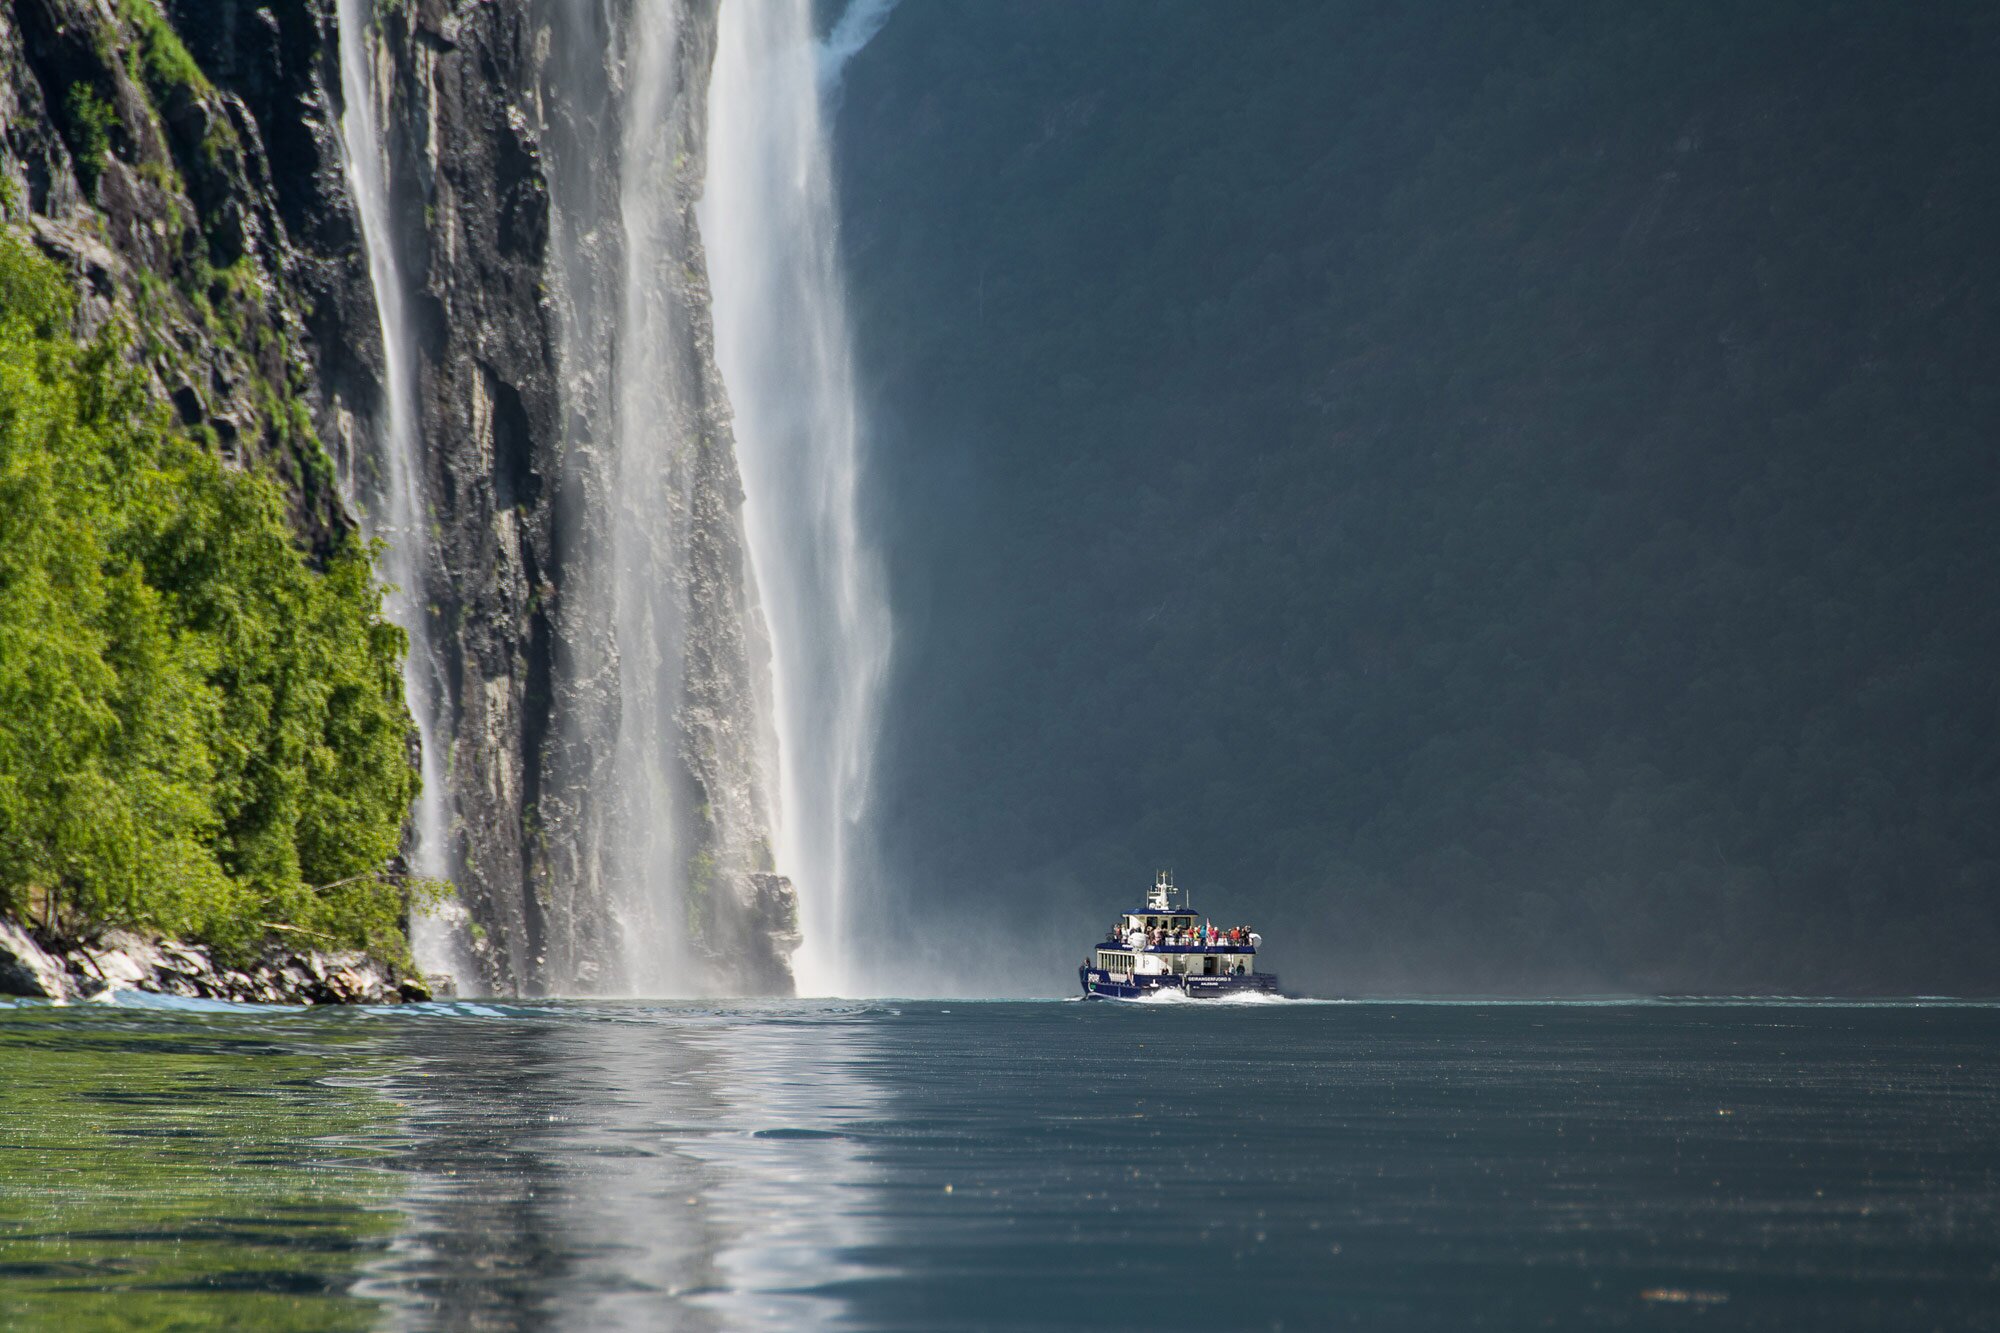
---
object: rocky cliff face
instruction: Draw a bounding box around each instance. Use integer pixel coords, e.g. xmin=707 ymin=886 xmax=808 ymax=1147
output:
xmin=333 ymin=0 xmax=797 ymax=995
xmin=1 ymin=0 xmax=798 ymax=996
xmin=1 ymin=0 xmax=368 ymax=554
xmin=339 ymin=0 xmax=561 ymax=991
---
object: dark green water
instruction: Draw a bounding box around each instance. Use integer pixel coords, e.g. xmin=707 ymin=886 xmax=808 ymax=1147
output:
xmin=2 ymin=997 xmax=1996 ymax=1330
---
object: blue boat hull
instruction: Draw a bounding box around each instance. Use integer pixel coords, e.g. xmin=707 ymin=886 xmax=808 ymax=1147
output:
xmin=1079 ymin=967 xmax=1282 ymax=1000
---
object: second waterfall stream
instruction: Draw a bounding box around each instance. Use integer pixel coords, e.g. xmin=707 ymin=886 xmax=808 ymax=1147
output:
xmin=705 ymin=0 xmax=892 ymax=997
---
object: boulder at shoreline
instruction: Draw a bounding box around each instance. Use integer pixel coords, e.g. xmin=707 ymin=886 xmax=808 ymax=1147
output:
xmin=0 ymin=917 xmax=432 ymax=1005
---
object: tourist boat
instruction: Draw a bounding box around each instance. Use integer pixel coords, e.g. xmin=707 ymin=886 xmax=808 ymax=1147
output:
xmin=1079 ymin=871 xmax=1280 ymax=999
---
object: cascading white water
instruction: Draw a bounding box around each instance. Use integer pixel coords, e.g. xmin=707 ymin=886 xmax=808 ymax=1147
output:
xmin=703 ymin=0 xmax=893 ymax=995
xmin=328 ymin=0 xmax=879 ymax=995
xmin=332 ymin=0 xmax=463 ymax=983
xmin=536 ymin=0 xmax=786 ymax=994
xmin=603 ymin=0 xmax=694 ymax=993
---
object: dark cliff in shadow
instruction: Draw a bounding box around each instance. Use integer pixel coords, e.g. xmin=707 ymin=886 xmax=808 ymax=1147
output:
xmin=836 ymin=0 xmax=2000 ymax=995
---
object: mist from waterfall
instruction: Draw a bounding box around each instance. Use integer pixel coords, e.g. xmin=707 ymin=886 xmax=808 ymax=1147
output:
xmin=704 ymin=0 xmax=892 ymax=995
xmin=332 ymin=0 xmax=464 ymax=984
xmin=818 ymin=0 xmax=900 ymax=93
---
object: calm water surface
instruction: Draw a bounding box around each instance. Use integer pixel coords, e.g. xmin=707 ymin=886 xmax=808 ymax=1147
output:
xmin=2 ymin=997 xmax=1997 ymax=1330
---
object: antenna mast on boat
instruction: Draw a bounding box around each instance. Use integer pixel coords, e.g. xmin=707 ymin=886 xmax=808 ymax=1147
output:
xmin=1149 ymin=869 xmax=1175 ymax=913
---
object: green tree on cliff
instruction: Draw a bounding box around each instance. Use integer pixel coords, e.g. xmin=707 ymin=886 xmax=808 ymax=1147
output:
xmin=0 ymin=232 xmax=418 ymax=958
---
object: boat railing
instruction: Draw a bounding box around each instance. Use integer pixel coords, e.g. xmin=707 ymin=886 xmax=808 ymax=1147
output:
xmin=1102 ymin=935 xmax=1259 ymax=953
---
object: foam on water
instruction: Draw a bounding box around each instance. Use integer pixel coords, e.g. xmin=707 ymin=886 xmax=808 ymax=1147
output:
xmin=1124 ymin=988 xmax=1332 ymax=1006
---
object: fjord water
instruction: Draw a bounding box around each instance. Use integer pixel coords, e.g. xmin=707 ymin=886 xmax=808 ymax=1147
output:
xmin=5 ymin=1001 xmax=1999 ymax=1330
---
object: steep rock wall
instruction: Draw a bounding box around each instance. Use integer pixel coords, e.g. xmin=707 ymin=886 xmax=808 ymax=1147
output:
xmin=353 ymin=0 xmax=795 ymax=995
xmin=1 ymin=0 xmax=370 ymax=555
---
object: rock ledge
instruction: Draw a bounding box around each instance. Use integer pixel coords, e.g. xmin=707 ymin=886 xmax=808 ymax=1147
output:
xmin=0 ymin=917 xmax=431 ymax=1005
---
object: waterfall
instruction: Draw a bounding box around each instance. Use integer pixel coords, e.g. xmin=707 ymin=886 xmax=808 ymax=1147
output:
xmin=328 ymin=0 xmax=875 ymax=995
xmin=332 ymin=0 xmax=464 ymax=984
xmin=526 ymin=0 xmax=797 ymax=995
xmin=703 ymin=0 xmax=892 ymax=995
xmin=601 ymin=0 xmax=697 ymax=993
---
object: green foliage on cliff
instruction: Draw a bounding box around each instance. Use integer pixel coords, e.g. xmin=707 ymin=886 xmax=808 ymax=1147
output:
xmin=62 ymin=85 xmax=115 ymax=194
xmin=120 ymin=0 xmax=212 ymax=103
xmin=0 ymin=233 xmax=418 ymax=958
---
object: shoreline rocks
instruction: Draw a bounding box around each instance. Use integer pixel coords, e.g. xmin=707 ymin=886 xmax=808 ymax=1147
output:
xmin=0 ymin=917 xmax=433 ymax=1005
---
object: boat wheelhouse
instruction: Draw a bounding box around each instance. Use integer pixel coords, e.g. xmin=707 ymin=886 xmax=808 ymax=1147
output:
xmin=1079 ymin=871 xmax=1280 ymax=999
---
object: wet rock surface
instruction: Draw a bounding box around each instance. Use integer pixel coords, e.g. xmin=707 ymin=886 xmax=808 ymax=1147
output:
xmin=0 ymin=919 xmax=69 ymax=1000
xmin=0 ymin=917 xmax=432 ymax=1004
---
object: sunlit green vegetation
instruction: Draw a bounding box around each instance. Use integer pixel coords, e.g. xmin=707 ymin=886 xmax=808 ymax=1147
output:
xmin=0 ymin=233 xmax=418 ymax=960
xmin=118 ymin=0 xmax=212 ymax=103
xmin=61 ymin=86 xmax=116 ymax=195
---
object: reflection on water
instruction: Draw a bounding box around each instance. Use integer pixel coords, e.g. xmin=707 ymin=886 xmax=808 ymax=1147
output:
xmin=0 ymin=1001 xmax=398 ymax=1331
xmin=0 ymin=1000 xmax=892 ymax=1332
xmin=6 ymin=999 xmax=2000 ymax=1330
xmin=357 ymin=1002 xmax=887 ymax=1331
